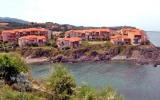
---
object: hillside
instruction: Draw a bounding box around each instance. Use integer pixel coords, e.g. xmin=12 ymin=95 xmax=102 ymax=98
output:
xmin=0 ymin=17 xmax=138 ymax=31
xmin=0 ymin=17 xmax=29 ymax=24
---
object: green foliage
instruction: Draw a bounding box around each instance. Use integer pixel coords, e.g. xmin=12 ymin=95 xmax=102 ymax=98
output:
xmin=0 ymin=53 xmax=28 ymax=83
xmin=46 ymin=39 xmax=58 ymax=48
xmin=0 ymin=42 xmax=17 ymax=51
xmin=72 ymin=85 xmax=96 ymax=100
xmin=72 ymin=85 xmax=124 ymax=100
xmin=81 ymin=41 xmax=90 ymax=47
xmin=98 ymin=86 xmax=124 ymax=100
xmin=47 ymin=64 xmax=76 ymax=100
xmin=0 ymin=85 xmax=45 ymax=100
xmin=105 ymin=41 xmax=114 ymax=49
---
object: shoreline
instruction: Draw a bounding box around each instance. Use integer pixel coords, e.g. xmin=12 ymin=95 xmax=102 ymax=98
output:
xmin=24 ymin=45 xmax=160 ymax=66
xmin=25 ymin=55 xmax=137 ymax=65
xmin=25 ymin=55 xmax=156 ymax=67
xmin=25 ymin=57 xmax=50 ymax=64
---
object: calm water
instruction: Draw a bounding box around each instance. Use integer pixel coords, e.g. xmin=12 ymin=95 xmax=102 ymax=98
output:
xmin=146 ymin=31 xmax=160 ymax=47
xmin=30 ymin=31 xmax=160 ymax=100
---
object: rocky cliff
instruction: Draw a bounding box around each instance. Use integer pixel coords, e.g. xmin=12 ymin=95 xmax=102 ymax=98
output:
xmin=20 ymin=44 xmax=160 ymax=65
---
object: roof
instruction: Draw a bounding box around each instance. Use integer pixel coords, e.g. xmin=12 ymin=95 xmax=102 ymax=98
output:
xmin=58 ymin=37 xmax=81 ymax=42
xmin=19 ymin=35 xmax=46 ymax=40
xmin=121 ymin=28 xmax=144 ymax=35
xmin=111 ymin=34 xmax=131 ymax=40
xmin=65 ymin=28 xmax=111 ymax=34
xmin=2 ymin=28 xmax=48 ymax=34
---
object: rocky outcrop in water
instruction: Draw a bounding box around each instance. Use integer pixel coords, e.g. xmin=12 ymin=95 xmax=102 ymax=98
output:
xmin=116 ymin=45 xmax=160 ymax=65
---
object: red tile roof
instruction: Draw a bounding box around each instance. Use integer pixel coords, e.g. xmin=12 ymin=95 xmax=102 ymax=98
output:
xmin=19 ymin=35 xmax=46 ymax=40
xmin=2 ymin=28 xmax=48 ymax=34
xmin=64 ymin=37 xmax=81 ymax=42
xmin=65 ymin=28 xmax=111 ymax=34
xmin=58 ymin=37 xmax=81 ymax=42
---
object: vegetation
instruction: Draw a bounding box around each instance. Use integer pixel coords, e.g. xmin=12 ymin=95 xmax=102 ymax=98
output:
xmin=0 ymin=85 xmax=45 ymax=100
xmin=72 ymin=85 xmax=123 ymax=100
xmin=46 ymin=64 xmax=123 ymax=100
xmin=0 ymin=56 xmax=123 ymax=100
xmin=0 ymin=53 xmax=28 ymax=84
xmin=47 ymin=64 xmax=76 ymax=100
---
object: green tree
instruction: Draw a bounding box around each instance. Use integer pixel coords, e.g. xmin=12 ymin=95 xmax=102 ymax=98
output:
xmin=47 ymin=64 xmax=76 ymax=100
xmin=0 ymin=53 xmax=28 ymax=84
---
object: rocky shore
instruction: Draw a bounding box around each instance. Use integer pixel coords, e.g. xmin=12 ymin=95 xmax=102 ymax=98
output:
xmin=111 ymin=45 xmax=160 ymax=65
xmin=24 ymin=45 xmax=160 ymax=66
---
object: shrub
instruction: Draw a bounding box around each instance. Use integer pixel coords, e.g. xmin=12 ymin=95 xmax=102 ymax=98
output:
xmin=81 ymin=41 xmax=90 ymax=47
xmin=98 ymin=86 xmax=124 ymax=100
xmin=46 ymin=40 xmax=58 ymax=48
xmin=72 ymin=85 xmax=96 ymax=100
xmin=0 ymin=85 xmax=45 ymax=100
xmin=63 ymin=47 xmax=71 ymax=50
xmin=47 ymin=64 xmax=76 ymax=100
xmin=105 ymin=41 xmax=114 ymax=49
xmin=72 ymin=85 xmax=123 ymax=100
xmin=0 ymin=53 xmax=28 ymax=84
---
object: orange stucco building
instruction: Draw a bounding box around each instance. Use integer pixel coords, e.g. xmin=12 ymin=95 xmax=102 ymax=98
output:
xmin=65 ymin=28 xmax=111 ymax=41
xmin=1 ymin=28 xmax=49 ymax=43
xmin=110 ymin=28 xmax=148 ymax=45
xmin=57 ymin=37 xmax=81 ymax=49
xmin=18 ymin=35 xmax=47 ymax=47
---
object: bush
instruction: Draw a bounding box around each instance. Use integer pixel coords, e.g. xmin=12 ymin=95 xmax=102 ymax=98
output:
xmin=46 ymin=40 xmax=58 ymax=48
xmin=81 ymin=41 xmax=90 ymax=47
xmin=105 ymin=41 xmax=114 ymax=49
xmin=0 ymin=53 xmax=28 ymax=84
xmin=0 ymin=85 xmax=45 ymax=100
xmin=72 ymin=85 xmax=123 ymax=100
xmin=47 ymin=64 xmax=76 ymax=100
xmin=72 ymin=85 xmax=96 ymax=100
xmin=98 ymin=86 xmax=124 ymax=100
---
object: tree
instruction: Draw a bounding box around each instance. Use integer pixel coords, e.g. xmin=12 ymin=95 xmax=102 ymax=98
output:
xmin=47 ymin=64 xmax=76 ymax=100
xmin=0 ymin=53 xmax=28 ymax=84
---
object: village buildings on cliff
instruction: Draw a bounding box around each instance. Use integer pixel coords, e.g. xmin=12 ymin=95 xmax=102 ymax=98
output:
xmin=65 ymin=29 xmax=111 ymax=41
xmin=57 ymin=37 xmax=81 ymax=49
xmin=0 ymin=27 xmax=148 ymax=48
xmin=57 ymin=28 xmax=148 ymax=48
xmin=110 ymin=28 xmax=148 ymax=45
xmin=18 ymin=35 xmax=47 ymax=47
xmin=0 ymin=28 xmax=50 ymax=47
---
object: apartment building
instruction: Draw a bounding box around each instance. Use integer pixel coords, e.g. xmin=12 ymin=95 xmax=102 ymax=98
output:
xmin=111 ymin=28 xmax=148 ymax=45
xmin=65 ymin=28 xmax=111 ymax=41
xmin=18 ymin=35 xmax=47 ymax=47
xmin=1 ymin=28 xmax=49 ymax=43
xmin=57 ymin=37 xmax=81 ymax=49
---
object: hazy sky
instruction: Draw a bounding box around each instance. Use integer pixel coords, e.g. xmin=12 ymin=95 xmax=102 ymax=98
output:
xmin=0 ymin=0 xmax=160 ymax=31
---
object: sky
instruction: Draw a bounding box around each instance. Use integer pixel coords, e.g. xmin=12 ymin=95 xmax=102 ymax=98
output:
xmin=0 ymin=0 xmax=160 ymax=31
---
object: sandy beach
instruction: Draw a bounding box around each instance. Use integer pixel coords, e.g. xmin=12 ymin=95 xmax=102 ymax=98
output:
xmin=25 ymin=57 xmax=49 ymax=64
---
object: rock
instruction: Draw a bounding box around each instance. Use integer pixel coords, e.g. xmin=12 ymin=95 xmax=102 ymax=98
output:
xmin=11 ymin=73 xmax=32 ymax=92
xmin=90 ymin=51 xmax=98 ymax=57
xmin=125 ymin=45 xmax=160 ymax=65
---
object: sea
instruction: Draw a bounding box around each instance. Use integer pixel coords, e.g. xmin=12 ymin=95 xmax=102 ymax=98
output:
xmin=30 ymin=31 xmax=160 ymax=100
